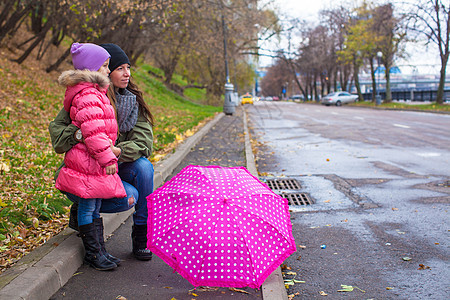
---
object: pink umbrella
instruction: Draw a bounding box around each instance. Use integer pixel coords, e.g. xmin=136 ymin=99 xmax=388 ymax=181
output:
xmin=146 ymin=165 xmax=296 ymax=288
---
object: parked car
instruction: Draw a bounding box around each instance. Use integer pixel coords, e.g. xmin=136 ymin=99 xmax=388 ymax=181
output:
xmin=290 ymin=94 xmax=304 ymax=101
xmin=272 ymin=96 xmax=280 ymax=101
xmin=321 ymin=92 xmax=358 ymax=106
xmin=241 ymin=94 xmax=253 ymax=105
xmin=264 ymin=96 xmax=273 ymax=101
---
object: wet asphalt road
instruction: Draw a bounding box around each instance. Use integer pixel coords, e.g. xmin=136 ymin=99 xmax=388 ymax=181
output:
xmin=246 ymin=101 xmax=449 ymax=299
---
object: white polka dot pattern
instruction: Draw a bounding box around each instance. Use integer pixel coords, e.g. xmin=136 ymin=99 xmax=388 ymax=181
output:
xmin=146 ymin=165 xmax=296 ymax=288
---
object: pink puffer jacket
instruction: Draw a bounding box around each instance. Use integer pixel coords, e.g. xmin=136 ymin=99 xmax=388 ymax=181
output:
xmin=55 ymin=70 xmax=126 ymax=199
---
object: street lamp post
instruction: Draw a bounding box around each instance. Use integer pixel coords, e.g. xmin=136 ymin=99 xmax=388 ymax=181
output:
xmin=376 ymin=51 xmax=382 ymax=105
xmin=222 ymin=14 xmax=235 ymax=115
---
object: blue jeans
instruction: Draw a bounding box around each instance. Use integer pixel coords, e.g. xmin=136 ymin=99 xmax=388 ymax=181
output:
xmin=66 ymin=157 xmax=154 ymax=226
xmin=77 ymin=198 xmax=102 ymax=226
xmin=118 ymin=157 xmax=154 ymax=225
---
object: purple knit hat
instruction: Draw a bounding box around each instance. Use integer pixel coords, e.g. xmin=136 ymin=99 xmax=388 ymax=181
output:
xmin=70 ymin=42 xmax=110 ymax=71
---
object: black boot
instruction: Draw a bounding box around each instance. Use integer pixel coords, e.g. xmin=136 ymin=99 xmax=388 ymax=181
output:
xmin=79 ymin=223 xmax=117 ymax=271
xmin=132 ymin=224 xmax=152 ymax=261
xmin=93 ymin=218 xmax=121 ymax=265
xmin=68 ymin=202 xmax=79 ymax=231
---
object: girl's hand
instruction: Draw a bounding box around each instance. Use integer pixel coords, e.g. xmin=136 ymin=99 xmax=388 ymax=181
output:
xmin=105 ymin=164 xmax=117 ymax=175
xmin=109 ymin=139 xmax=121 ymax=157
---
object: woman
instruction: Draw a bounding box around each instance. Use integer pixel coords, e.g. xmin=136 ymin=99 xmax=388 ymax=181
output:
xmin=49 ymin=43 xmax=154 ymax=261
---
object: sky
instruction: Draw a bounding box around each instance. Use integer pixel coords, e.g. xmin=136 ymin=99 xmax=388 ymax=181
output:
xmin=259 ymin=0 xmax=442 ymax=75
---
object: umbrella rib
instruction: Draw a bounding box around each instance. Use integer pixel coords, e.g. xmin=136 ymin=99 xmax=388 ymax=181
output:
xmin=231 ymin=195 xmax=292 ymax=241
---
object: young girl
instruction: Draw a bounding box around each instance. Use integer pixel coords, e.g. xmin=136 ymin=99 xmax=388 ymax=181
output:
xmin=56 ymin=43 xmax=126 ymax=271
xmin=50 ymin=44 xmax=154 ymax=261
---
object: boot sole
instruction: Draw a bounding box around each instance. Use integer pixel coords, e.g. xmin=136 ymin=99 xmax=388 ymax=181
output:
xmin=133 ymin=254 xmax=153 ymax=261
xmin=84 ymin=260 xmax=117 ymax=271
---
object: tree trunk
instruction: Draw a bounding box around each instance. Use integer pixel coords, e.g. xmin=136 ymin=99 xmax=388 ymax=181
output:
xmin=354 ymin=64 xmax=362 ymax=101
xmin=0 ymin=1 xmax=32 ymax=44
xmin=436 ymin=54 xmax=449 ymax=104
xmin=313 ymin=73 xmax=319 ymax=102
xmin=333 ymin=69 xmax=338 ymax=91
xmin=288 ymin=60 xmax=306 ymax=96
xmin=370 ymin=58 xmax=376 ymax=103
xmin=30 ymin=2 xmax=44 ymax=34
xmin=0 ymin=1 xmax=15 ymax=26
xmin=14 ymin=20 xmax=52 ymax=64
xmin=46 ymin=47 xmax=70 ymax=73
xmin=384 ymin=66 xmax=392 ymax=103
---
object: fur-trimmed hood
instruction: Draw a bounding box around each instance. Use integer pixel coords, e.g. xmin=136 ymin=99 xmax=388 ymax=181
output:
xmin=59 ymin=69 xmax=110 ymax=112
xmin=58 ymin=69 xmax=110 ymax=88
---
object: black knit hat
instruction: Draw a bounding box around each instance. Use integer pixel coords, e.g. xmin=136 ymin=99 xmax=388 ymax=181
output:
xmin=100 ymin=43 xmax=130 ymax=72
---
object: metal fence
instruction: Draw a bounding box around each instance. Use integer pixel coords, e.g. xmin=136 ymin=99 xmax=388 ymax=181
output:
xmin=362 ymin=89 xmax=450 ymax=102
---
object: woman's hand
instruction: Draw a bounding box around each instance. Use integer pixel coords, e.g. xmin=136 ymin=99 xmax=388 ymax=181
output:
xmin=105 ymin=164 xmax=117 ymax=175
xmin=109 ymin=139 xmax=121 ymax=157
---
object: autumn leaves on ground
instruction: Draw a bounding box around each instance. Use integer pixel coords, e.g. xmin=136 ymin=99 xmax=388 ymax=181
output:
xmin=0 ymin=49 xmax=220 ymax=274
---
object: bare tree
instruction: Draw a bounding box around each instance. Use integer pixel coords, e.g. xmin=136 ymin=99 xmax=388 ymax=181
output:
xmin=260 ymin=58 xmax=291 ymax=97
xmin=373 ymin=3 xmax=407 ymax=103
xmin=403 ymin=0 xmax=449 ymax=104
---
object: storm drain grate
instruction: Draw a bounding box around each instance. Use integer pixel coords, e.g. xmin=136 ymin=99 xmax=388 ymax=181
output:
xmin=265 ymin=178 xmax=301 ymax=190
xmin=280 ymin=192 xmax=314 ymax=206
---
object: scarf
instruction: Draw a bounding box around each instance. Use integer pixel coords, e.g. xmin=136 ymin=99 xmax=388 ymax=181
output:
xmin=115 ymin=88 xmax=138 ymax=133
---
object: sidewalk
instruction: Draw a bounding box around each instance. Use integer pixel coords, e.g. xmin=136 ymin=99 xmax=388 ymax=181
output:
xmin=0 ymin=106 xmax=287 ymax=300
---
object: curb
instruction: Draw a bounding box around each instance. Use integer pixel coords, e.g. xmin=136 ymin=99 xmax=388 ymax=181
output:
xmin=243 ymin=108 xmax=288 ymax=300
xmin=0 ymin=108 xmax=288 ymax=300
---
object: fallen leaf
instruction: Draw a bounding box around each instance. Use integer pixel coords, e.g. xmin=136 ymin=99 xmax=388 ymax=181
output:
xmin=392 ymin=208 xmax=399 ymax=211
xmin=319 ymin=291 xmax=328 ymax=296
xmin=402 ymin=257 xmax=412 ymax=261
xmin=338 ymin=284 xmax=365 ymax=293
xmin=386 ymin=287 xmax=394 ymax=290
xmin=324 ymin=200 xmax=330 ymax=203
xmin=298 ymin=245 xmax=306 ymax=249
xmin=0 ymin=162 xmax=10 ymax=173
xmin=116 ymin=296 xmax=127 ymax=300
xmin=195 ymin=287 xmax=218 ymax=292
xmin=418 ymin=264 xmax=431 ymax=270
xmin=185 ymin=129 xmax=194 ymax=137
xmin=286 ymin=271 xmax=297 ymax=275
xmin=229 ymin=288 xmax=249 ymax=294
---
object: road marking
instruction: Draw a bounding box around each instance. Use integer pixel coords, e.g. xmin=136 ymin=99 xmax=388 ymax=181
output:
xmin=393 ymin=123 xmax=410 ymax=128
xmin=416 ymin=152 xmax=441 ymax=157
xmin=354 ymin=116 xmax=364 ymax=120
xmin=332 ymin=112 xmax=339 ymax=115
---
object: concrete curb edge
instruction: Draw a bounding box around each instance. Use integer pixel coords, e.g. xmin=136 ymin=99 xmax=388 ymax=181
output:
xmin=242 ymin=108 xmax=288 ymax=300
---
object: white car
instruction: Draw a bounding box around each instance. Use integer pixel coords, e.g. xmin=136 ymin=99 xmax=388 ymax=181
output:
xmin=321 ymin=92 xmax=358 ymax=106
